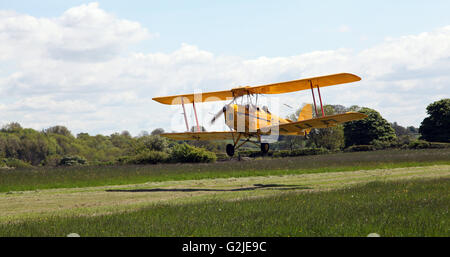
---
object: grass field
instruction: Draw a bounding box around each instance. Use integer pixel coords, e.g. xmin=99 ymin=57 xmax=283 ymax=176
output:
xmin=0 ymin=149 xmax=449 ymax=236
xmin=1 ymin=178 xmax=448 ymax=237
xmin=1 ymin=149 xmax=449 ymax=192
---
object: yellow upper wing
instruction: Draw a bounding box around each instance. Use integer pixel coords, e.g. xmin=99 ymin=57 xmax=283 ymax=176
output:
xmin=248 ymin=73 xmax=361 ymax=95
xmin=153 ymin=73 xmax=361 ymax=105
xmin=270 ymin=112 xmax=368 ymax=135
xmin=160 ymin=131 xmax=239 ymax=141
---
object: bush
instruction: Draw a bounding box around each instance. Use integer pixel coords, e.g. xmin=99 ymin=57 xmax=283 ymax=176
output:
xmin=345 ymin=145 xmax=375 ymax=152
xmin=215 ymin=152 xmax=229 ymax=161
xmin=41 ymin=154 xmax=62 ymax=166
xmin=428 ymin=142 xmax=450 ymax=149
xmin=116 ymin=156 xmax=131 ymax=165
xmin=408 ymin=140 xmax=431 ymax=149
xmin=127 ymin=151 xmax=169 ymax=164
xmin=408 ymin=140 xmax=450 ymax=149
xmin=396 ymin=135 xmax=413 ymax=145
xmin=1 ymin=158 xmax=33 ymax=169
xmin=370 ymin=139 xmax=395 ymax=150
xmin=170 ymin=143 xmax=217 ymax=163
xmin=59 ymin=155 xmax=87 ymax=166
xmin=273 ymin=148 xmax=330 ymax=158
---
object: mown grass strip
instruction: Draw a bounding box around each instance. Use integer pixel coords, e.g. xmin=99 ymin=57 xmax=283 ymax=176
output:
xmin=1 ymin=178 xmax=448 ymax=237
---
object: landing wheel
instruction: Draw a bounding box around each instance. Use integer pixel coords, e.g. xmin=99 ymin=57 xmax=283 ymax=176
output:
xmin=261 ymin=143 xmax=270 ymax=155
xmin=226 ymin=144 xmax=235 ymax=157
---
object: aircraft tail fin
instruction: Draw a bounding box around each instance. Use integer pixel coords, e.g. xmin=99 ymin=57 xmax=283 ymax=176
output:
xmin=298 ymin=104 xmax=313 ymax=122
xmin=298 ymin=104 xmax=313 ymax=135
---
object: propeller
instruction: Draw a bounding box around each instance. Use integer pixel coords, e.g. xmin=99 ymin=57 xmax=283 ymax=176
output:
xmin=210 ymin=106 xmax=227 ymax=125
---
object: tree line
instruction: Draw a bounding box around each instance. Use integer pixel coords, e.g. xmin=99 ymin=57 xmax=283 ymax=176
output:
xmin=0 ymin=123 xmax=216 ymax=168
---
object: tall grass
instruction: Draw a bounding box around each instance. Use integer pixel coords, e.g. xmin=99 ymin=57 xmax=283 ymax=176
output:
xmin=1 ymin=178 xmax=448 ymax=237
xmin=0 ymin=149 xmax=449 ymax=192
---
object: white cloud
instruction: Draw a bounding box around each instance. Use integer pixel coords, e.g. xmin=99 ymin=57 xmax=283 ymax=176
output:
xmin=0 ymin=2 xmax=150 ymax=62
xmin=0 ymin=3 xmax=449 ymax=135
xmin=338 ymin=25 xmax=351 ymax=33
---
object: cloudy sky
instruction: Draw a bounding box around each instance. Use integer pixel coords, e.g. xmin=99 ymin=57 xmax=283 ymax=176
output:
xmin=1 ymin=1 xmax=449 ymax=136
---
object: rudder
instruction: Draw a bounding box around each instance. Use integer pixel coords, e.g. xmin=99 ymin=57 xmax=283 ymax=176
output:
xmin=298 ymin=104 xmax=313 ymax=121
xmin=298 ymin=104 xmax=313 ymax=135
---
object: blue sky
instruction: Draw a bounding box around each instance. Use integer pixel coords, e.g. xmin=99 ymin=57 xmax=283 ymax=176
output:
xmin=0 ymin=1 xmax=449 ymax=135
xmin=4 ymin=0 xmax=450 ymax=57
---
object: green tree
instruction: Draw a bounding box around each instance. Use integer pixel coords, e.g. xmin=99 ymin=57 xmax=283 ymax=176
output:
xmin=307 ymin=126 xmax=345 ymax=151
xmin=136 ymin=135 xmax=169 ymax=153
xmin=121 ymin=130 xmax=132 ymax=137
xmin=419 ymin=99 xmax=450 ymax=142
xmin=390 ymin=122 xmax=408 ymax=137
xmin=343 ymin=107 xmax=397 ymax=147
xmin=110 ymin=132 xmax=135 ymax=149
xmin=44 ymin=125 xmax=73 ymax=137
xmin=406 ymin=126 xmax=419 ymax=134
xmin=151 ymin=128 xmax=165 ymax=135
xmin=1 ymin=122 xmax=22 ymax=133
xmin=3 ymin=136 xmax=21 ymax=159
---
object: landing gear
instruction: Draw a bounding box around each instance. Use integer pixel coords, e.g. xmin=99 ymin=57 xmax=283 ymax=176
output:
xmin=226 ymin=144 xmax=235 ymax=157
xmin=225 ymin=135 xmax=268 ymax=157
xmin=261 ymin=143 xmax=270 ymax=155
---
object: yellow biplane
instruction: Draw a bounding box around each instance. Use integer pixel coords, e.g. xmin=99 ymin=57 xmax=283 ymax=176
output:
xmin=152 ymin=73 xmax=367 ymax=156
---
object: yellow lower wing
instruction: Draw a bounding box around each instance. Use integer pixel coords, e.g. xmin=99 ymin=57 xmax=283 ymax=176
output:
xmin=160 ymin=131 xmax=240 ymax=141
xmin=273 ymin=112 xmax=367 ymax=135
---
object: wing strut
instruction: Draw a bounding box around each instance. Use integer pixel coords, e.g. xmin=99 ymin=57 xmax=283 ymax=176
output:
xmin=309 ymin=81 xmax=319 ymax=117
xmin=309 ymin=80 xmax=326 ymax=117
xmin=193 ymin=101 xmax=200 ymax=132
xmin=316 ymin=84 xmax=325 ymax=117
xmin=181 ymin=97 xmax=189 ymax=131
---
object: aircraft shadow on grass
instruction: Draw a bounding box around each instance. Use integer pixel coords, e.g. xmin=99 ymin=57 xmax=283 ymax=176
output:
xmin=106 ymin=184 xmax=311 ymax=193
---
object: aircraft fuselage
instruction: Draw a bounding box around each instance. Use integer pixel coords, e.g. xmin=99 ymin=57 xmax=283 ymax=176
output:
xmin=224 ymin=104 xmax=290 ymax=133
